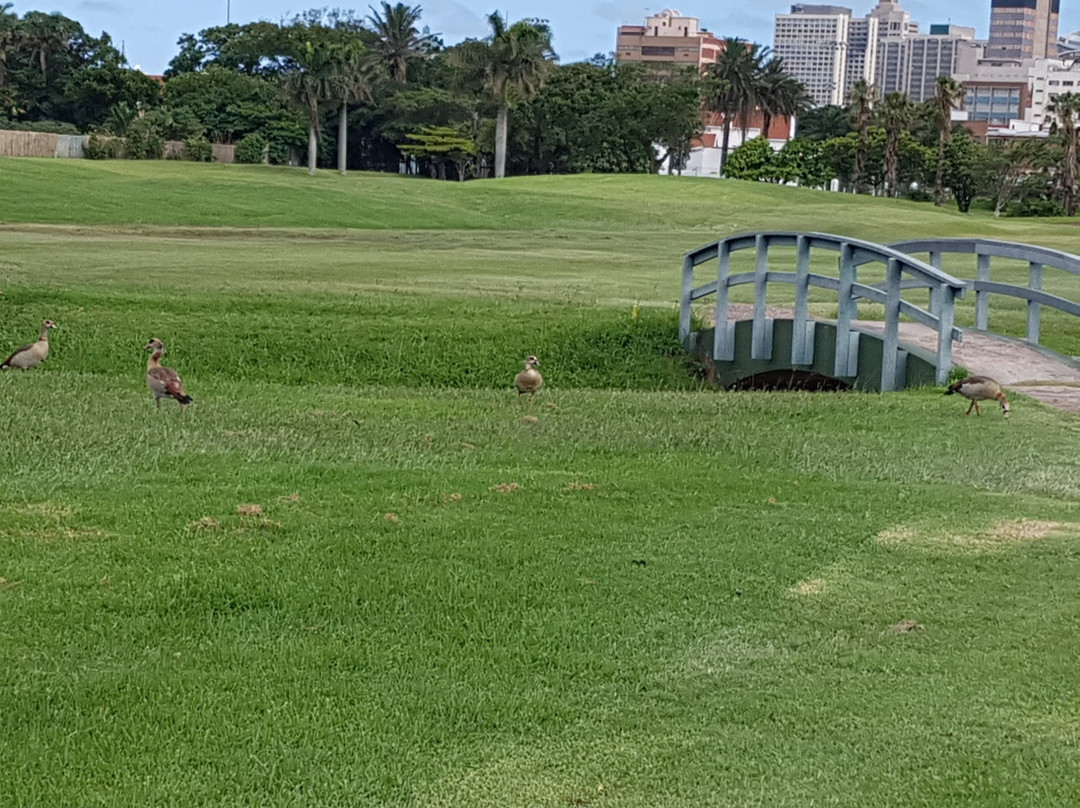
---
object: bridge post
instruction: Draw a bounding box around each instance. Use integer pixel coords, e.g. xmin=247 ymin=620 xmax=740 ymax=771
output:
xmin=834 ymin=243 xmax=856 ymax=378
xmin=935 ymin=282 xmax=956 ymax=385
xmin=751 ymin=235 xmax=772 ymax=360
xmin=713 ymin=240 xmax=734 ymax=361
xmin=928 ymin=251 xmax=943 ymax=317
xmin=792 ymin=235 xmax=812 ymax=364
xmin=1027 ymin=262 xmax=1043 ymax=345
xmin=880 ymin=258 xmax=902 ymax=392
xmin=679 ymin=253 xmax=694 ymax=344
xmin=975 ymin=252 xmax=991 ymax=330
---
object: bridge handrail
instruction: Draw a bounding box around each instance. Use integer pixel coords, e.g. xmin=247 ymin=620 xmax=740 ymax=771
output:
xmin=680 ymin=232 xmax=966 ymax=389
xmin=888 ymin=237 xmax=1080 ymax=346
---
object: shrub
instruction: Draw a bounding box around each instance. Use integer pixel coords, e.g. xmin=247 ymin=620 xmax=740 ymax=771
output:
xmin=84 ymin=133 xmax=124 ymax=160
xmin=1004 ymin=198 xmax=1066 ymax=218
xmin=235 ymin=132 xmax=268 ymax=164
xmin=124 ymin=121 xmax=164 ymax=160
xmin=181 ymin=135 xmax=214 ymax=162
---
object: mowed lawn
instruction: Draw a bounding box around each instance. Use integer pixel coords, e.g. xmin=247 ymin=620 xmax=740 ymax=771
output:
xmin=2 ymin=161 xmax=1080 ymax=807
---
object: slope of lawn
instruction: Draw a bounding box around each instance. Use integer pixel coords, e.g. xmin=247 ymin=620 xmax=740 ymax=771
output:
xmin=1 ymin=161 xmax=1080 ymax=807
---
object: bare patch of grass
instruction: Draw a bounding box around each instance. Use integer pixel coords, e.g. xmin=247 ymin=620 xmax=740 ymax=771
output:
xmin=790 ymin=578 xmax=828 ymax=596
xmin=236 ymin=504 xmax=264 ymax=517
xmin=490 ymin=483 xmax=520 ymax=494
xmin=877 ymin=520 xmax=1075 ymax=551
xmin=520 ymin=415 xmax=539 ymax=424
xmin=188 ymin=516 xmax=221 ymax=532
xmin=565 ymin=482 xmax=595 ymax=491
xmin=888 ymin=620 xmax=925 ymax=634
xmin=384 ymin=512 xmax=401 ymax=523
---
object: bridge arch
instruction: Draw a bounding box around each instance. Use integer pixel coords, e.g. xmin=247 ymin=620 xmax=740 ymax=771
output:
xmin=679 ymin=232 xmax=968 ymax=391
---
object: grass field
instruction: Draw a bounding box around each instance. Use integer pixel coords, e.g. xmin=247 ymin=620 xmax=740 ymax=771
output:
xmin=2 ymin=161 xmax=1080 ymax=807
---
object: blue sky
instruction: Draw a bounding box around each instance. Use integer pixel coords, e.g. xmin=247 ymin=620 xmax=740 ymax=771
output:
xmin=13 ymin=0 xmax=1080 ymax=74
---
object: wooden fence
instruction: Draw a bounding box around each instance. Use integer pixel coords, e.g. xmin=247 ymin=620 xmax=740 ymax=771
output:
xmin=0 ymin=130 xmax=235 ymax=163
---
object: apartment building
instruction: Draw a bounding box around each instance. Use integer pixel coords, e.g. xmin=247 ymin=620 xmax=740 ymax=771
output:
xmin=773 ymin=5 xmax=856 ymax=106
xmin=615 ymin=9 xmax=723 ymax=70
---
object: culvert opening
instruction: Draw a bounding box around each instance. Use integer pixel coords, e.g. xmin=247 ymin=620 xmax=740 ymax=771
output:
xmin=729 ymin=370 xmax=852 ymax=392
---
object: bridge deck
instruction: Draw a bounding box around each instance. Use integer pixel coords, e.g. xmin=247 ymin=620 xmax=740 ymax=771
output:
xmin=724 ymin=304 xmax=1080 ymax=412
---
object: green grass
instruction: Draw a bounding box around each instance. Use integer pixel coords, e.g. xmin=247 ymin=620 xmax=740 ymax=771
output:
xmin=2 ymin=161 xmax=1080 ymax=806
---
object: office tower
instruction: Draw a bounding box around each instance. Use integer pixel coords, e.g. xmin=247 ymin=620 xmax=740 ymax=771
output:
xmin=986 ymin=0 xmax=1059 ymax=61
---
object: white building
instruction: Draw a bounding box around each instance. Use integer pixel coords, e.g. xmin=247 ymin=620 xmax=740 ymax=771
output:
xmin=773 ymin=5 xmax=854 ymax=106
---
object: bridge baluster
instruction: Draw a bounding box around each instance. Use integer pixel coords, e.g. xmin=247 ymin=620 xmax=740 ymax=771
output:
xmin=751 ymin=235 xmax=772 ymax=360
xmin=935 ymin=282 xmax=956 ymax=386
xmin=713 ymin=240 xmax=734 ymax=361
xmin=792 ymin=235 xmax=812 ymax=364
xmin=975 ymin=253 xmax=991 ymax=330
xmin=880 ymin=258 xmax=902 ymax=392
xmin=834 ymin=243 xmax=856 ymax=378
xmin=1027 ymin=262 xmax=1043 ymax=345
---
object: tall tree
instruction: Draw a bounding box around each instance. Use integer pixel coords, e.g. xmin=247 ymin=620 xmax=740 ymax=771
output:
xmin=876 ymin=91 xmax=914 ymax=197
xmin=756 ymin=56 xmax=810 ymax=141
xmin=453 ymin=13 xmax=555 ymax=179
xmin=796 ymin=104 xmax=851 ymax=141
xmin=329 ymin=42 xmax=376 ymax=175
xmin=365 ymin=2 xmax=434 ymax=83
xmin=704 ymin=37 xmax=758 ymax=175
xmin=1048 ymin=92 xmax=1080 ymax=216
xmin=847 ymin=79 xmax=877 ymax=194
xmin=931 ymin=75 xmax=965 ymax=206
xmin=280 ymin=39 xmax=338 ymax=175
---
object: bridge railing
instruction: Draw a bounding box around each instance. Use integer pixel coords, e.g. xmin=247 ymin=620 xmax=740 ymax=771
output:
xmin=888 ymin=238 xmax=1080 ymax=347
xmin=679 ymin=232 xmax=969 ymax=389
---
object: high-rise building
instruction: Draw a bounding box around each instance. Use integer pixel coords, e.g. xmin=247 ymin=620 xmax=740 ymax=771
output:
xmin=986 ymin=0 xmax=1059 ymax=61
xmin=907 ymin=25 xmax=983 ymax=102
xmin=773 ymin=5 xmax=855 ymax=106
xmin=869 ymin=0 xmax=920 ymax=95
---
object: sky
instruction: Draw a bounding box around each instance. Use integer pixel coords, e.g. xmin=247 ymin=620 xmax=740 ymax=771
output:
xmin=11 ymin=0 xmax=1080 ymax=75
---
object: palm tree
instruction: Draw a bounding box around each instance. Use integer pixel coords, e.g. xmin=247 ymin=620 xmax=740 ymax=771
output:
xmin=281 ymin=40 xmax=339 ymax=175
xmin=705 ymin=37 xmax=759 ymax=174
xmin=847 ymin=79 xmax=877 ymax=193
xmin=876 ymin=92 xmax=914 ymax=197
xmin=932 ymin=75 xmax=965 ymax=206
xmin=0 ymin=2 xmax=17 ymax=87
xmin=1048 ymin=92 xmax=1080 ymax=216
xmin=796 ymin=105 xmax=851 ymax=141
xmin=19 ymin=11 xmax=78 ymax=76
xmin=365 ymin=2 xmax=435 ymax=83
xmin=453 ymin=13 xmax=556 ymax=179
xmin=756 ymin=56 xmax=811 ymax=141
xmin=329 ymin=43 xmax=377 ymax=176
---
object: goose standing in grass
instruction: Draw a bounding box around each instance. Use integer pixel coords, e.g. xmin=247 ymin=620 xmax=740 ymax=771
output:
xmin=144 ymin=338 xmax=193 ymax=411
xmin=946 ymin=375 xmax=1010 ymax=419
xmin=514 ymin=355 xmax=543 ymax=401
xmin=1 ymin=319 xmax=57 ymax=370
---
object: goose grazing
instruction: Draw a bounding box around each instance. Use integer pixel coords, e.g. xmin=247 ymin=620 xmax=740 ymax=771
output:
xmin=144 ymin=338 xmax=193 ymax=411
xmin=945 ymin=375 xmax=1010 ymax=419
xmin=514 ymin=355 xmax=543 ymax=401
xmin=1 ymin=319 xmax=57 ymax=370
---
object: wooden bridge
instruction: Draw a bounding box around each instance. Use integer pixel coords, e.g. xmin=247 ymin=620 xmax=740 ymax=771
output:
xmin=679 ymin=232 xmax=1080 ymax=410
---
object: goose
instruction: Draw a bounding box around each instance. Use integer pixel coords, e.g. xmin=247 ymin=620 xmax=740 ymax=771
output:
xmin=945 ymin=375 xmax=1010 ymax=419
xmin=144 ymin=338 xmax=193 ymax=410
xmin=1 ymin=319 xmax=57 ymax=370
xmin=514 ymin=355 xmax=543 ymax=401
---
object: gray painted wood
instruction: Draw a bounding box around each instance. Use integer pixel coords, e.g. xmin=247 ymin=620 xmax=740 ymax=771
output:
xmin=975 ymin=253 xmax=992 ymax=330
xmin=1027 ymin=262 xmax=1043 ymax=344
xmin=713 ymin=241 xmax=734 ymax=361
xmin=834 ymin=243 xmax=856 ymax=378
xmin=880 ymin=258 xmax=902 ymax=392
xmin=751 ymin=236 xmax=771 ymax=360
xmin=793 ymin=235 xmax=812 ymax=364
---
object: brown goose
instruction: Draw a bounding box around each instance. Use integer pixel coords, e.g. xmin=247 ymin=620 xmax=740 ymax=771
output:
xmin=2 ymin=319 xmax=57 ymax=370
xmin=514 ymin=355 xmax=543 ymax=401
xmin=144 ymin=338 xmax=193 ymax=411
xmin=946 ymin=375 xmax=1010 ymax=419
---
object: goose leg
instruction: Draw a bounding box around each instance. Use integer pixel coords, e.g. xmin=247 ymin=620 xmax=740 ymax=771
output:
xmin=965 ymin=400 xmax=975 ymax=416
